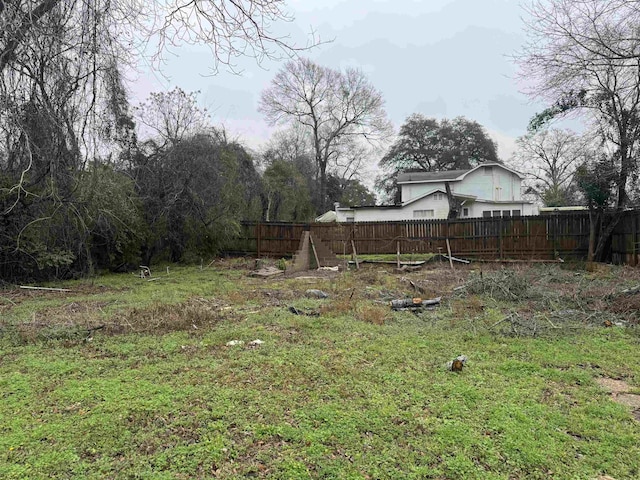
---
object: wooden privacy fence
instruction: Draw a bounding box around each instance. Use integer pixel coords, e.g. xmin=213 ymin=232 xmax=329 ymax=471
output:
xmin=611 ymin=209 xmax=640 ymax=266
xmin=231 ymin=211 xmax=640 ymax=264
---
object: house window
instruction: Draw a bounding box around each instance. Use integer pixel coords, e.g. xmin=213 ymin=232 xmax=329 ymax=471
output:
xmin=502 ymin=210 xmax=511 ymax=217
xmin=414 ymin=209 xmax=434 ymax=219
xmin=512 ymin=210 xmax=521 ymax=217
xmin=482 ymin=211 xmax=491 ymax=218
xmin=492 ymin=210 xmax=501 ymax=217
xmin=346 ymin=217 xmax=355 ymax=223
xmin=484 ymin=166 xmax=493 ymax=175
xmin=463 ymin=207 xmax=469 ymax=217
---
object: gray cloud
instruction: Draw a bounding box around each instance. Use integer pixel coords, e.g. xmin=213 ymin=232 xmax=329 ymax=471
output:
xmin=129 ymin=0 xmax=549 ymax=156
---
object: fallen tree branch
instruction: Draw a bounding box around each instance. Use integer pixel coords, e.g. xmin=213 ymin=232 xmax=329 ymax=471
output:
xmin=607 ymin=284 xmax=640 ymax=299
xmin=20 ymin=286 xmax=72 ymax=292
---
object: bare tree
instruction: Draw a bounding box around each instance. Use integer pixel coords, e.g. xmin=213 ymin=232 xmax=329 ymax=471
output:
xmin=0 ymin=0 xmax=316 ymax=280
xmin=135 ymin=88 xmax=211 ymax=148
xmin=1 ymin=1 xmax=319 ymax=76
xmin=520 ymin=0 xmax=640 ymax=71
xmin=518 ymin=0 xmax=640 ymax=260
xmin=149 ymin=0 xmax=321 ymax=73
xmin=259 ymin=58 xmax=392 ymax=211
xmin=512 ymin=128 xmax=586 ymax=206
xmin=261 ymin=125 xmax=314 ymax=167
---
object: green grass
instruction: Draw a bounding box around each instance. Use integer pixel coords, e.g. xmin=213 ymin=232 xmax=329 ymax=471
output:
xmin=1 ymin=263 xmax=639 ymax=479
xmin=338 ymin=253 xmax=435 ymax=263
xmin=1 ymin=265 xmax=243 ymax=323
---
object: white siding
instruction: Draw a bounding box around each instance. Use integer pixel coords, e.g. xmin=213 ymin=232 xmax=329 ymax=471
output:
xmin=469 ymin=202 xmax=537 ymax=218
xmin=336 ymin=193 xmax=452 ymax=222
xmin=400 ymin=165 xmax=523 ymax=203
xmin=402 ymin=182 xmax=446 ymax=202
xmin=336 ymin=208 xmax=402 ymax=222
xmin=454 ymin=167 xmax=521 ymax=201
xmin=337 ymin=165 xmax=533 ymax=222
xmin=336 ymin=200 xmax=537 ymax=222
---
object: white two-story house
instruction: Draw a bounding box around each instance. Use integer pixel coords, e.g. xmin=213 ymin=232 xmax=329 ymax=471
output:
xmin=333 ymin=163 xmax=537 ymax=222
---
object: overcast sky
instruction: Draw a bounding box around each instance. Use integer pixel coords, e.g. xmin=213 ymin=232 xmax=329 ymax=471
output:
xmin=129 ymin=0 xmax=547 ymax=163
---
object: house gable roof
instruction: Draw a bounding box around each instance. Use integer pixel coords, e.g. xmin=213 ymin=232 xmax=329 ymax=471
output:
xmin=401 ymin=189 xmax=477 ymax=207
xmin=397 ymin=163 xmax=525 ymax=184
xmin=398 ymin=170 xmax=469 ymax=183
xmin=336 ymin=188 xmax=480 ymax=211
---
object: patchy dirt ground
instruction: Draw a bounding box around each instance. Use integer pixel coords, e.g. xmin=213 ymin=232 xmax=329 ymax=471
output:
xmin=2 ymin=259 xmax=640 ymax=343
xmin=596 ymin=377 xmax=640 ymax=422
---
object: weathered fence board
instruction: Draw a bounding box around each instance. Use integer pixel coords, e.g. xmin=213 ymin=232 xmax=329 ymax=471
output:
xmin=233 ymin=213 xmax=605 ymax=260
xmin=611 ymin=210 xmax=640 ymax=265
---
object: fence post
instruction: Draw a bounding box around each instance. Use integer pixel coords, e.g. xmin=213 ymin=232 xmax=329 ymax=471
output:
xmin=498 ymin=216 xmax=503 ymax=259
xmin=256 ymin=223 xmax=262 ymax=257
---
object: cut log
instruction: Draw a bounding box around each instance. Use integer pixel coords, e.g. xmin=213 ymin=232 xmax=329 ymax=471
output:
xmin=390 ymin=296 xmax=441 ymax=310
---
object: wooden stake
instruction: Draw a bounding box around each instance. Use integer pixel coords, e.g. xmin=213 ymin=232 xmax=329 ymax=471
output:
xmin=397 ymin=241 xmax=401 ymax=269
xmin=351 ymin=239 xmax=360 ymax=269
xmin=445 ymin=238 xmax=454 ymax=270
xmin=309 ymin=234 xmax=321 ymax=269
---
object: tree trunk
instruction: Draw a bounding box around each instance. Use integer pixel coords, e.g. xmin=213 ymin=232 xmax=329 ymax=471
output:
xmin=317 ymin=151 xmax=328 ymax=212
xmin=445 ymin=182 xmax=462 ymax=219
xmin=593 ymin=211 xmax=623 ymax=262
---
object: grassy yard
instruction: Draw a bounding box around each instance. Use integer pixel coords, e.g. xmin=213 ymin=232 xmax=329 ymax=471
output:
xmin=1 ymin=260 xmax=639 ymax=479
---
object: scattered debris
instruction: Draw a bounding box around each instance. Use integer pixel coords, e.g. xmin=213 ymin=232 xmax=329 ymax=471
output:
xmin=351 ymin=259 xmax=426 ymax=266
xmin=446 ymin=355 xmax=468 ymax=372
xmin=288 ymin=306 xmax=320 ymax=316
xmin=83 ymin=325 xmax=105 ymax=342
xmin=390 ymin=297 xmax=441 ymax=311
xmin=250 ymin=266 xmax=284 ymax=278
xmin=608 ymin=284 xmax=640 ymax=298
xmin=226 ymin=340 xmax=245 ymax=346
xmin=248 ymin=339 xmax=264 ymax=347
xmin=319 ymin=266 xmax=339 ymax=272
xmin=305 ymin=289 xmax=329 ymax=299
xmin=395 ymin=264 xmax=425 ymax=273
